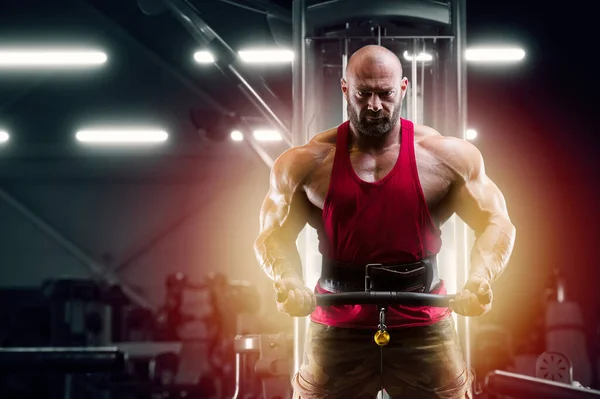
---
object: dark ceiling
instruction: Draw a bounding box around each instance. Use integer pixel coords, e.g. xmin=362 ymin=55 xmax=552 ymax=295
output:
xmin=0 ymin=0 xmax=305 ymax=181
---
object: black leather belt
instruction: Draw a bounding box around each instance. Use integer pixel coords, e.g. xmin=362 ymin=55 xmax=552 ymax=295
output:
xmin=318 ymin=257 xmax=440 ymax=294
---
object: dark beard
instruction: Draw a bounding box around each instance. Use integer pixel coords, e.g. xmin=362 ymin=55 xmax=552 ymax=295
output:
xmin=347 ymin=102 xmax=402 ymax=138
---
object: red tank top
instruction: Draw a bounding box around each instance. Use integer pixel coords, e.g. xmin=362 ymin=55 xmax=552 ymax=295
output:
xmin=311 ymin=118 xmax=451 ymax=328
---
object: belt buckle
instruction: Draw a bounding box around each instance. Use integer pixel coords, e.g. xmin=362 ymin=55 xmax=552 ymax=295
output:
xmin=364 ymin=263 xmax=383 ymax=292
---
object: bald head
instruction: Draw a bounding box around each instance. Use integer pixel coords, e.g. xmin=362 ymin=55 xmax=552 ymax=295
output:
xmin=342 ymin=45 xmax=407 ymax=138
xmin=346 ymin=45 xmax=403 ymax=80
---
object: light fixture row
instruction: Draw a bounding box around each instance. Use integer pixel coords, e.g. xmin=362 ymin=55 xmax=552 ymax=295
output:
xmin=0 ymin=46 xmax=525 ymax=68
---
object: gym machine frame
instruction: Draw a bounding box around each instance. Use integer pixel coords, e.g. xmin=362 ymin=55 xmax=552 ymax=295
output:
xmin=291 ymin=0 xmax=471 ymax=375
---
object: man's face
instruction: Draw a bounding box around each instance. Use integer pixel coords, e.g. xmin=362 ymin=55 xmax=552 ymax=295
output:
xmin=342 ymin=64 xmax=407 ymax=138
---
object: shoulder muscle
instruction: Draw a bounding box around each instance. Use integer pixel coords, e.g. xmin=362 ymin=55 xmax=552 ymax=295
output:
xmin=420 ymin=135 xmax=483 ymax=182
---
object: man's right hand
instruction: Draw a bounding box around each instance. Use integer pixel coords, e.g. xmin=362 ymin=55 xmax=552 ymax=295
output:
xmin=273 ymin=275 xmax=317 ymax=317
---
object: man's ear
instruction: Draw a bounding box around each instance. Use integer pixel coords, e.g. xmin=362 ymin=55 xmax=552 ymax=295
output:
xmin=400 ymin=77 xmax=408 ymax=99
xmin=341 ymin=78 xmax=350 ymax=101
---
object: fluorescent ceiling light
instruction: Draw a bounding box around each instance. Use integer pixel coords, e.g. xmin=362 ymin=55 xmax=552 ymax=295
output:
xmin=403 ymin=51 xmax=433 ymax=62
xmin=0 ymin=48 xmax=107 ymax=68
xmin=76 ymin=128 xmax=168 ymax=144
xmin=230 ymin=130 xmax=244 ymax=141
xmin=466 ymin=47 xmax=525 ymax=62
xmin=466 ymin=129 xmax=478 ymax=140
xmin=194 ymin=49 xmax=294 ymax=64
xmin=253 ymin=130 xmax=281 ymax=141
xmin=0 ymin=131 xmax=9 ymax=143
xmin=238 ymin=49 xmax=294 ymax=63
xmin=194 ymin=51 xmax=215 ymax=64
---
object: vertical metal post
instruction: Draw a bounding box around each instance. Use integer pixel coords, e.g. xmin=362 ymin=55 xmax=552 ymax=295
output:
xmin=452 ymin=0 xmax=471 ymax=371
xmin=292 ymin=0 xmax=307 ymax=146
xmin=342 ymin=33 xmax=349 ymax=121
xmin=411 ymin=38 xmax=418 ymax=123
xmin=292 ymin=0 xmax=308 ymax=376
xmin=420 ymin=40 xmax=425 ymax=123
xmin=431 ymin=39 xmax=439 ymax=130
xmin=455 ymin=1 xmax=467 ymax=137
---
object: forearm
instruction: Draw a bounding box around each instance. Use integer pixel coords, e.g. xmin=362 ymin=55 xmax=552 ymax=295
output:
xmin=469 ymin=217 xmax=516 ymax=283
xmin=254 ymin=233 xmax=303 ymax=281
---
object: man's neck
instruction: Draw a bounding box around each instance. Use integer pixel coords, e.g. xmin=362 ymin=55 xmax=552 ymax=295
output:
xmin=348 ymin=119 xmax=402 ymax=154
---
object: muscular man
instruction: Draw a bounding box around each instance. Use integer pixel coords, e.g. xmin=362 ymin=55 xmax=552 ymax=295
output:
xmin=254 ymin=45 xmax=516 ymax=399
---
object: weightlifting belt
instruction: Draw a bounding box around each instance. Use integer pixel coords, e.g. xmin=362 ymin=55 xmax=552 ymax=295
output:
xmin=318 ymin=257 xmax=440 ymax=294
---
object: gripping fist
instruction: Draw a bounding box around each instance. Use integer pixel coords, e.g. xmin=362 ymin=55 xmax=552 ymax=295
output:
xmin=273 ymin=275 xmax=317 ymax=317
xmin=449 ymin=275 xmax=493 ymax=317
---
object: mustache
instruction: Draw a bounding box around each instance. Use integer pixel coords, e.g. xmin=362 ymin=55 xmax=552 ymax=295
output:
xmin=362 ymin=111 xmax=388 ymax=119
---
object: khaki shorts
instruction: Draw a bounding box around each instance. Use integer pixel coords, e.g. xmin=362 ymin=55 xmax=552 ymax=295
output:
xmin=292 ymin=317 xmax=473 ymax=399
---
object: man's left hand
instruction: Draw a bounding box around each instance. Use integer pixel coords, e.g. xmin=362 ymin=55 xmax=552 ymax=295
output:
xmin=449 ymin=275 xmax=493 ymax=317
